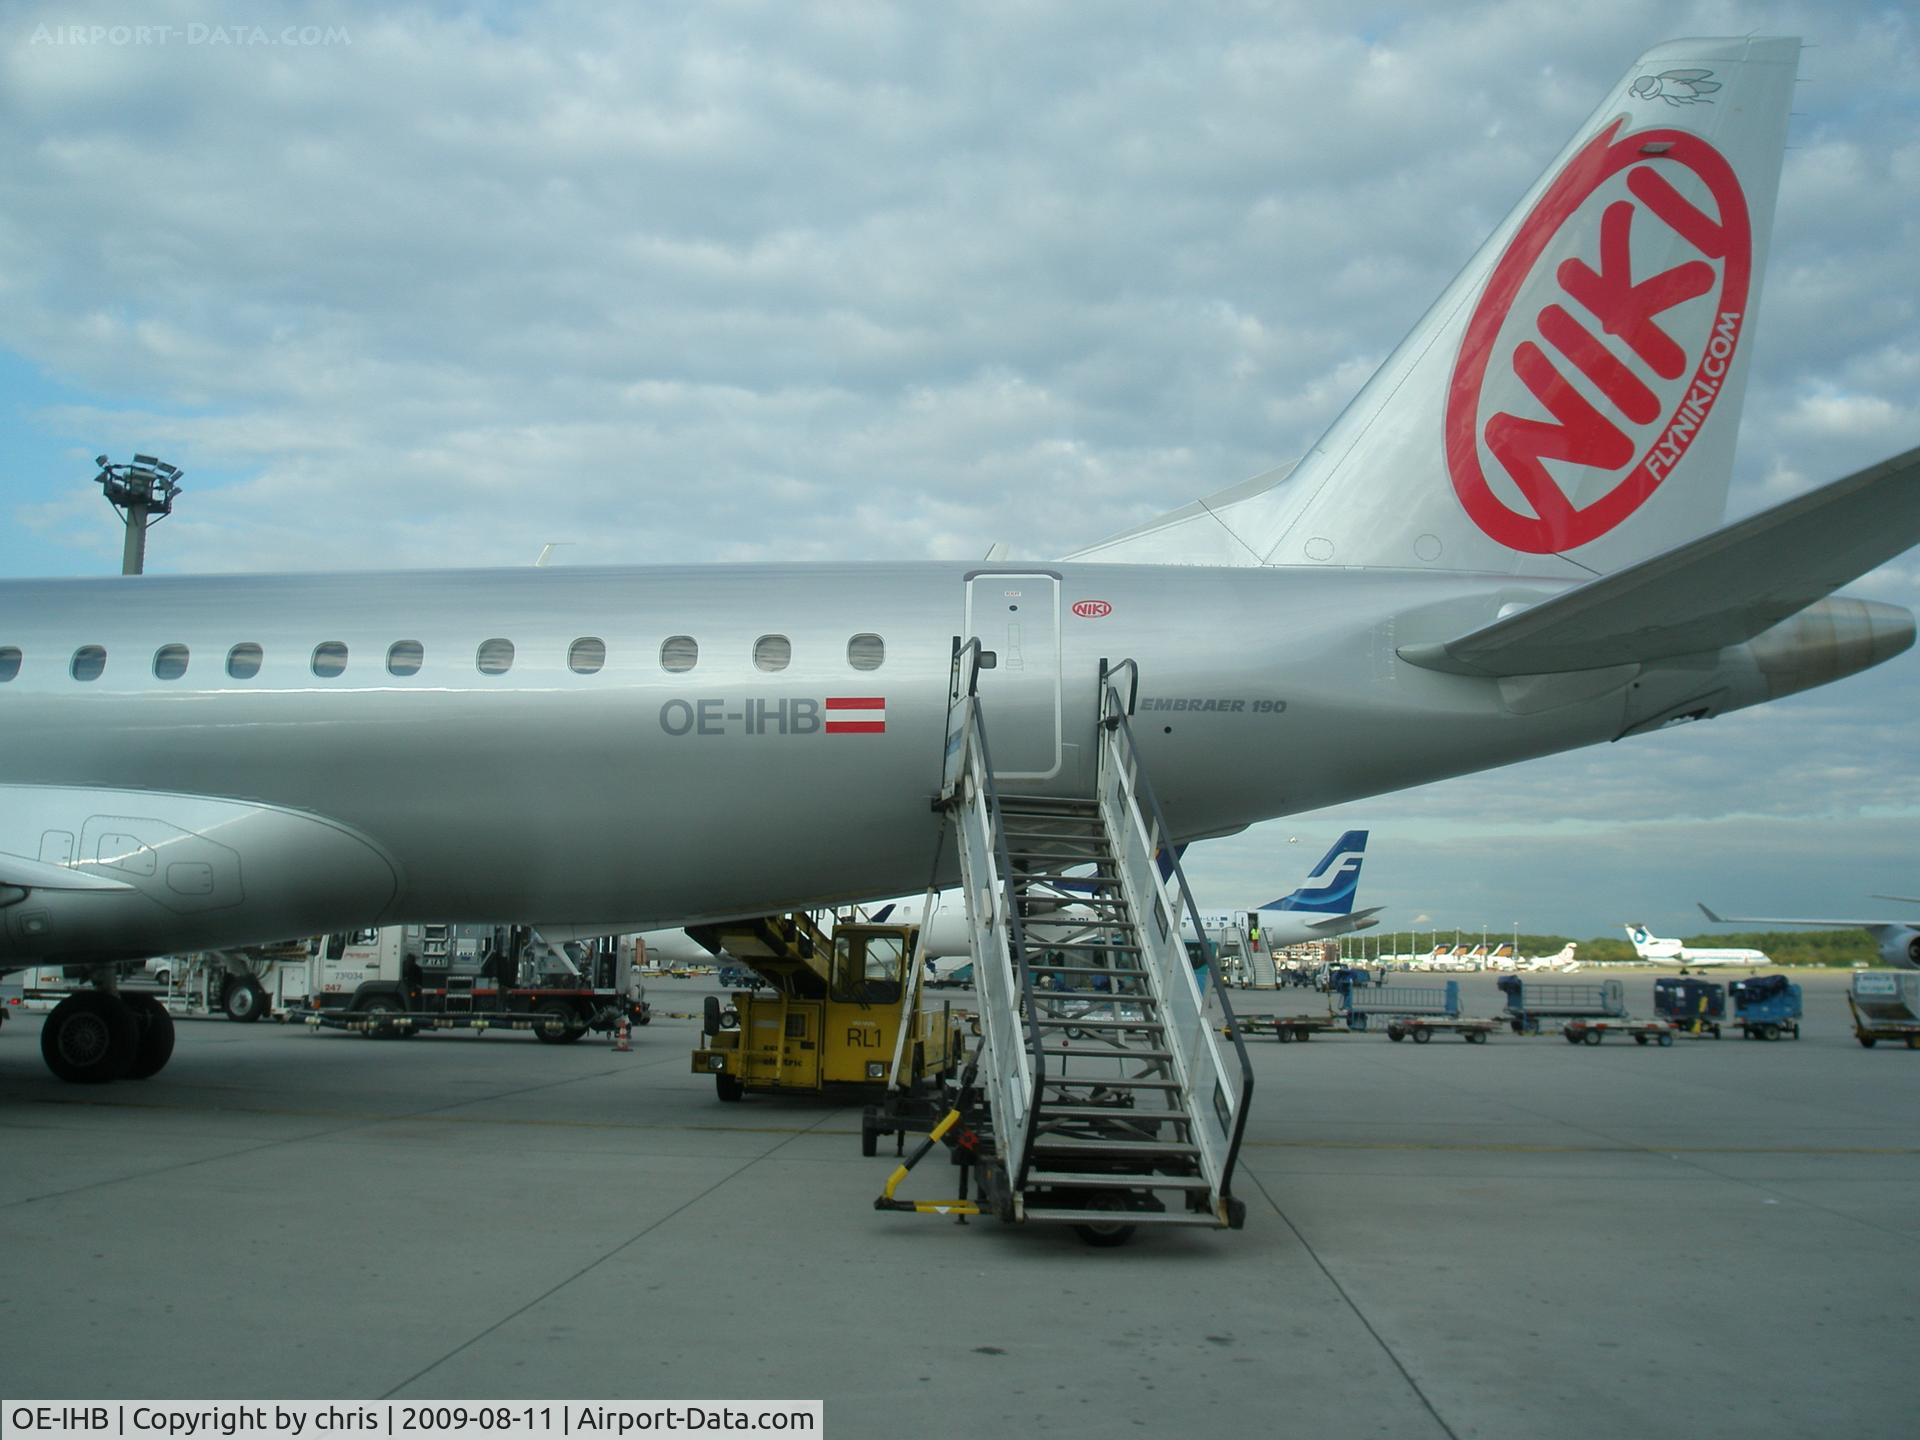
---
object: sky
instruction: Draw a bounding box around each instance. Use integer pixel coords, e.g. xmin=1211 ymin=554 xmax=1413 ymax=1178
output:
xmin=1 ymin=0 xmax=1916 ymax=941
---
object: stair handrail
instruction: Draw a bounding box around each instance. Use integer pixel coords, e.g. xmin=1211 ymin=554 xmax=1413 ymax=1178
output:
xmin=938 ymin=637 xmax=1045 ymax=1202
xmin=1095 ymin=659 xmax=1254 ymax=1214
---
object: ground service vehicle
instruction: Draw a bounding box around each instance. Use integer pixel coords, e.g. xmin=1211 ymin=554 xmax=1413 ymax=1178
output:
xmin=1728 ymin=975 xmax=1802 ymax=1040
xmin=301 ymin=923 xmax=647 ymax=1041
xmin=690 ymin=914 xmax=970 ymax=1123
xmin=1654 ymin=977 xmax=1726 ymax=1037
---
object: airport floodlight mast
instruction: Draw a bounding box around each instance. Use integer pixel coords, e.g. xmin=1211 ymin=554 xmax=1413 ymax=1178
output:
xmin=93 ymin=453 xmax=183 ymax=576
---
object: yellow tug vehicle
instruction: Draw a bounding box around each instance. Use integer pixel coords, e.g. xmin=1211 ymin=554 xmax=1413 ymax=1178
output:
xmin=689 ymin=912 xmax=973 ymax=1146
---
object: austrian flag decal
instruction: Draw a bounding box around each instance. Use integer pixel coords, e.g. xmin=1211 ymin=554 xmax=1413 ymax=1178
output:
xmin=1445 ymin=119 xmax=1753 ymax=553
xmin=825 ymin=696 xmax=886 ymax=734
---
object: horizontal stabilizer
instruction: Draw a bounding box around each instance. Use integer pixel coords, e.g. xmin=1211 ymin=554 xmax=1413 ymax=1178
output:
xmin=1307 ymin=905 xmax=1385 ymax=932
xmin=1399 ymin=445 xmax=1920 ymax=677
xmin=0 ymin=852 xmax=138 ymax=893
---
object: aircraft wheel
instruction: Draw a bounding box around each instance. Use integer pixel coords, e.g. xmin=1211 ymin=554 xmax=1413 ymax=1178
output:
xmin=224 ymin=977 xmax=268 ymax=1023
xmin=716 ymin=1072 xmax=744 ymax=1103
xmin=533 ymin=1001 xmax=583 ymax=1044
xmin=41 ymin=992 xmax=139 ymax=1084
xmin=122 ymin=994 xmax=176 ymax=1080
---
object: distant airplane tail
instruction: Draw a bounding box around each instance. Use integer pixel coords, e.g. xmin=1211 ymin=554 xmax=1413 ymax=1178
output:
xmin=1625 ymin=923 xmax=1681 ymax=960
xmin=1261 ymin=830 xmax=1368 ymax=915
xmin=1068 ymin=37 xmax=1799 ymax=578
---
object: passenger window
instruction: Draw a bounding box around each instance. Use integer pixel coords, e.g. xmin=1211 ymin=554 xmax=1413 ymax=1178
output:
xmin=847 ymin=633 xmax=884 ymax=671
xmin=753 ymin=635 xmax=791 ymax=672
xmin=568 ymin=637 xmax=606 ymax=675
xmin=311 ymin=642 xmax=349 ymax=678
xmin=71 ymin=646 xmax=107 ymax=682
xmin=153 ymin=644 xmax=189 ymax=681
xmin=0 ymin=646 xmax=20 ymax=682
xmin=660 ymin=635 xmax=698 ymax=673
xmin=387 ymin=640 xmax=424 ymax=676
xmin=227 ymin=643 xmax=263 ymax=680
xmin=476 ymin=638 xmax=514 ymax=675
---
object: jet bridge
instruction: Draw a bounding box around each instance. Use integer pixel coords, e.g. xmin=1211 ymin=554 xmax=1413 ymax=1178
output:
xmin=882 ymin=644 xmax=1252 ymax=1243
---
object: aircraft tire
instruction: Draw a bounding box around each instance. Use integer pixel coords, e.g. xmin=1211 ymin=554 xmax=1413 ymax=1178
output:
xmin=224 ymin=978 xmax=268 ymax=1024
xmin=41 ymin=992 xmax=140 ymax=1084
xmin=1072 ymin=1191 xmax=1137 ymax=1248
xmin=122 ymin=994 xmax=176 ymax=1079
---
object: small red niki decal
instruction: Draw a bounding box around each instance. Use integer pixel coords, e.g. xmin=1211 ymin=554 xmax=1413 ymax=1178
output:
xmin=1071 ymin=600 xmax=1113 ymax=619
xmin=824 ymin=696 xmax=886 ymax=733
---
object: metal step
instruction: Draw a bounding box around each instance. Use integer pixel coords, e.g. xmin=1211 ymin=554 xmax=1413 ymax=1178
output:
xmin=1028 ymin=1016 xmax=1163 ymax=1032
xmin=1030 ymin=1137 xmax=1201 ymax=1159
xmin=1017 ymin=1207 xmax=1223 ymax=1229
xmin=1037 ymin=1103 xmax=1188 ymax=1121
xmin=1023 ymin=1170 xmax=1214 ymax=1191
xmin=1038 ymin=1044 xmax=1173 ymax=1060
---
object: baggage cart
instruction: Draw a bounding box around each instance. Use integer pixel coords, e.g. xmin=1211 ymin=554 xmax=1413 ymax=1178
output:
xmin=1728 ymin=974 xmax=1802 ymax=1040
xmin=1846 ymin=971 xmax=1920 ymax=1049
xmin=1560 ymin=1016 xmax=1674 ymax=1047
xmin=1653 ymin=976 xmax=1725 ymax=1037
xmin=1498 ymin=977 xmax=1625 ymax=1034
xmin=1222 ymin=1011 xmax=1346 ymax=1043
xmin=1383 ymin=1015 xmax=1496 ymax=1044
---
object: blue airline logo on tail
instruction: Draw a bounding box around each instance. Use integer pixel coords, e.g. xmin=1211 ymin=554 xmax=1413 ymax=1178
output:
xmin=1260 ymin=830 xmax=1369 ymax=914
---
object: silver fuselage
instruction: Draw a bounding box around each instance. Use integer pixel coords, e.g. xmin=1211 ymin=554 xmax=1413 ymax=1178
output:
xmin=0 ymin=561 xmax=1820 ymax=963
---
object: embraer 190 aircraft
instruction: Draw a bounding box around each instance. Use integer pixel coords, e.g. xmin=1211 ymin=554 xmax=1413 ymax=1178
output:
xmin=3 ymin=36 xmax=1918 ymax=1083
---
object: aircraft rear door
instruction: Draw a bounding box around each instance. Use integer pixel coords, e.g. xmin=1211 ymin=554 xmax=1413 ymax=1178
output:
xmin=964 ymin=572 xmax=1063 ymax=784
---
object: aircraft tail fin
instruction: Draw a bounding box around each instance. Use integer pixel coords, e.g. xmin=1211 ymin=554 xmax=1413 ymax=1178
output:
xmin=1260 ymin=830 xmax=1368 ymax=914
xmin=1067 ymin=37 xmax=1800 ymax=577
xmin=1625 ymin=923 xmax=1679 ymax=959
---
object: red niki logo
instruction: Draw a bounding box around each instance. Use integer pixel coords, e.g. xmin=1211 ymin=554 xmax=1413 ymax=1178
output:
xmin=1071 ymin=599 xmax=1112 ymax=619
xmin=1446 ymin=120 xmax=1752 ymax=553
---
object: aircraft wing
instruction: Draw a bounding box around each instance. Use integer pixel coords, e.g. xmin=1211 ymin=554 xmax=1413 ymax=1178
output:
xmin=0 ymin=851 xmax=138 ymax=893
xmin=1399 ymin=445 xmax=1920 ymax=677
xmin=1698 ymin=902 xmax=1909 ymax=929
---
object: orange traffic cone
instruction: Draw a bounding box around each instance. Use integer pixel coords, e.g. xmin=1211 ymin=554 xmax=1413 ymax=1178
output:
xmin=614 ymin=1017 xmax=632 ymax=1052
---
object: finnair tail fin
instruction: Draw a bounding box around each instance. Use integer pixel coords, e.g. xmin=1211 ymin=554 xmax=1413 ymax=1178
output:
xmin=1261 ymin=831 xmax=1368 ymax=915
xmin=1068 ymin=36 xmax=1799 ymax=578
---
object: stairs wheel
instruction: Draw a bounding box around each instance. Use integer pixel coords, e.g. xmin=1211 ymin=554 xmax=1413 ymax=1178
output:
xmin=1072 ymin=1191 xmax=1137 ymax=1248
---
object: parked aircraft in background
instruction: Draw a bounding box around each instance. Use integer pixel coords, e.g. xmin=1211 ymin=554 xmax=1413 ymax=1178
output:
xmin=1625 ymin=924 xmax=1766 ymax=971
xmin=1523 ymin=943 xmax=1581 ymax=972
xmin=1202 ymin=830 xmax=1383 ymax=950
xmin=1697 ymin=902 xmax=1920 ymax=970
xmin=4 ymin=36 xmax=1918 ymax=1083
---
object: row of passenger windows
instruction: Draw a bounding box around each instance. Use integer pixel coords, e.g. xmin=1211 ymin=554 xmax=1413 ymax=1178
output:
xmin=0 ymin=633 xmax=886 ymax=683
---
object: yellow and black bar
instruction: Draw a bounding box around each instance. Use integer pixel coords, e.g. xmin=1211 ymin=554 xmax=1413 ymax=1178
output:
xmin=874 ymin=1107 xmax=984 ymax=1215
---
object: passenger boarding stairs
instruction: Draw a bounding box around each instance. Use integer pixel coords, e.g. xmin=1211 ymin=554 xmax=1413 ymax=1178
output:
xmin=938 ymin=646 xmax=1251 ymax=1234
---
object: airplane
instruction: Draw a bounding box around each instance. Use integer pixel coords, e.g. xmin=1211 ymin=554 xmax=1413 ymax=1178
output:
xmin=1202 ymin=830 xmax=1384 ymax=951
xmin=3 ymin=35 xmax=1919 ymax=1084
xmin=1697 ymin=902 xmax=1920 ymax=970
xmin=1624 ymin=924 xmax=1766 ymax=972
xmin=1522 ymin=943 xmax=1580 ymax=972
